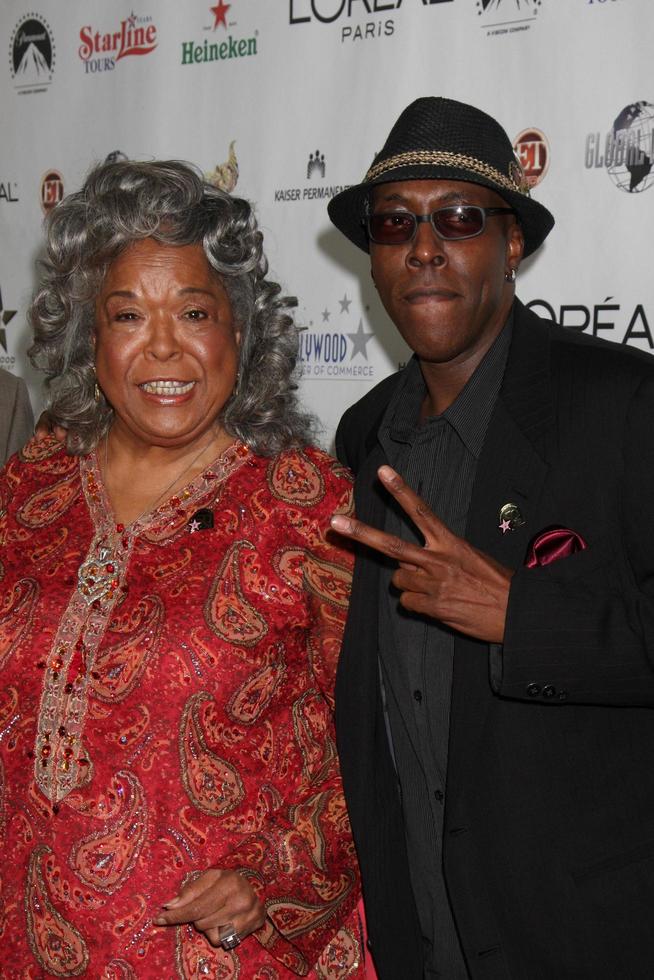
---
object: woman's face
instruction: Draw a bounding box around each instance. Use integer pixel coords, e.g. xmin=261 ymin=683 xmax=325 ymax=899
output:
xmin=94 ymin=238 xmax=241 ymax=450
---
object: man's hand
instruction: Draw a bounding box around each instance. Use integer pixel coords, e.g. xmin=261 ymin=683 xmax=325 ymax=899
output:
xmin=331 ymin=465 xmax=512 ymax=644
xmin=154 ymin=868 xmax=265 ymax=947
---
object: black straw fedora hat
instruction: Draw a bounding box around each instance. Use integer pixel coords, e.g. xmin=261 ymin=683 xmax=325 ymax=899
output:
xmin=328 ymin=97 xmax=554 ymax=258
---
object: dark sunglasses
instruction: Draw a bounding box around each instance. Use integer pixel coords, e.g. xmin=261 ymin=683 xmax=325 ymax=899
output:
xmin=365 ymin=205 xmax=515 ymax=245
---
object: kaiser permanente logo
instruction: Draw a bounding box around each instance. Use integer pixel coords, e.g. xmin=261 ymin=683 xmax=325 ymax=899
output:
xmin=78 ymin=12 xmax=157 ymax=74
xmin=182 ymin=2 xmax=258 ymax=66
xmin=274 ymin=149 xmax=351 ymax=203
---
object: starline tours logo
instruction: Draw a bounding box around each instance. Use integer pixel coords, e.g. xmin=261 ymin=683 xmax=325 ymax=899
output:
xmin=181 ymin=3 xmax=258 ymax=67
xmin=0 ymin=284 xmax=18 ymax=364
xmin=40 ymin=171 xmax=64 ymax=214
xmin=513 ymin=128 xmax=550 ymax=188
xmin=289 ymin=0 xmax=453 ymax=46
xmin=78 ymin=12 xmax=158 ymax=75
xmin=298 ymin=292 xmax=375 ymax=381
xmin=477 ymin=0 xmax=543 ymax=37
xmin=585 ymin=102 xmax=654 ymax=194
xmin=10 ymin=13 xmax=55 ymax=94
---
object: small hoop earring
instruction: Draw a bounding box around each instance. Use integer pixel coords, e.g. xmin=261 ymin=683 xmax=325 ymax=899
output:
xmin=505 ymin=268 xmax=517 ymax=283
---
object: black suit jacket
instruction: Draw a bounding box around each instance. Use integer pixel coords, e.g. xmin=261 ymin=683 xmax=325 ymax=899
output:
xmin=335 ymin=301 xmax=654 ymax=980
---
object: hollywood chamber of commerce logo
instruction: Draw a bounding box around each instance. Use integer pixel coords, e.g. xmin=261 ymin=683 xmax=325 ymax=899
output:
xmin=41 ymin=171 xmax=64 ymax=214
xmin=298 ymin=292 xmax=375 ymax=381
xmin=512 ymin=128 xmax=549 ymax=188
xmin=585 ymin=102 xmax=654 ymax=194
xmin=10 ymin=13 xmax=55 ymax=94
xmin=78 ymin=12 xmax=158 ymax=74
xmin=477 ymin=0 xmax=542 ymax=36
xmin=181 ymin=3 xmax=258 ymax=67
xmin=289 ymin=0 xmax=453 ymax=45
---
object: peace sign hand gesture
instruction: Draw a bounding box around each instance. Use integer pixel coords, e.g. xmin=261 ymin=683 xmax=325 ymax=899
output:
xmin=331 ymin=465 xmax=512 ymax=644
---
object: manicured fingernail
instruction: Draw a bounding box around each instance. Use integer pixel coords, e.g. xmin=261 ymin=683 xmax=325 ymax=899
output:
xmin=162 ymin=897 xmax=179 ymax=909
xmin=153 ymin=916 xmax=167 ymax=925
xmin=331 ymin=515 xmax=350 ymax=532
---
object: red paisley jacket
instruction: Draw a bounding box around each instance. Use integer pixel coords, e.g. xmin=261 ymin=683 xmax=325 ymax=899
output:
xmin=0 ymin=437 xmax=364 ymax=979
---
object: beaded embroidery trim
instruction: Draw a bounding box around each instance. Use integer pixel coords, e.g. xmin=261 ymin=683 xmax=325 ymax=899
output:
xmin=365 ymin=150 xmax=531 ymax=196
xmin=34 ymin=441 xmax=250 ymax=805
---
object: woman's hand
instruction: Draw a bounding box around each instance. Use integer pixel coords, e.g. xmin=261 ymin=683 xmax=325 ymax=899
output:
xmin=154 ymin=868 xmax=266 ymax=948
xmin=34 ymin=411 xmax=67 ymax=443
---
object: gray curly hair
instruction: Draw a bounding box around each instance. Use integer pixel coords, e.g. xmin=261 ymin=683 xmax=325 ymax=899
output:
xmin=29 ymin=159 xmax=314 ymax=455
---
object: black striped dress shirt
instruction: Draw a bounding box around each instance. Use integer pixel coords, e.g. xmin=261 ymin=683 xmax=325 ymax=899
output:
xmin=377 ymin=315 xmax=512 ymax=979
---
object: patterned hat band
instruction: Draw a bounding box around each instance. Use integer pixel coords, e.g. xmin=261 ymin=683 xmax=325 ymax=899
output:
xmin=364 ymin=150 xmax=531 ymax=198
xmin=328 ymin=98 xmax=554 ymax=256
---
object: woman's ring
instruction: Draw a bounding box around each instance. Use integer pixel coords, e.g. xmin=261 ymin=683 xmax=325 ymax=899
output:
xmin=219 ymin=922 xmax=241 ymax=950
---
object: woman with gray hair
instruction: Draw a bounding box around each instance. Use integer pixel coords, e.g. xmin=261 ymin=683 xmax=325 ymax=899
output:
xmin=0 ymin=160 xmax=367 ymax=978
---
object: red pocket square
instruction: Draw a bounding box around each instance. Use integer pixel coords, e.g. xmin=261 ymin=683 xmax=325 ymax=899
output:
xmin=525 ymin=527 xmax=587 ymax=568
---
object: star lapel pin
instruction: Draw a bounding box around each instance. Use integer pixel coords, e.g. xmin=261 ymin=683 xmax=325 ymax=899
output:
xmin=188 ymin=508 xmax=214 ymax=533
xmin=498 ymin=502 xmax=525 ymax=534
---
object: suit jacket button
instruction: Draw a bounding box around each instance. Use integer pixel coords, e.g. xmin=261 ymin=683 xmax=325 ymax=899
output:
xmin=558 ymin=690 xmax=568 ymax=701
xmin=542 ymin=684 xmax=556 ymax=698
xmin=526 ymin=683 xmax=540 ymax=697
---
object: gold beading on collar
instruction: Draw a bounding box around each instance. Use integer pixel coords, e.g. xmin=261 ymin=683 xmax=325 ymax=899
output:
xmin=365 ymin=150 xmax=530 ymax=196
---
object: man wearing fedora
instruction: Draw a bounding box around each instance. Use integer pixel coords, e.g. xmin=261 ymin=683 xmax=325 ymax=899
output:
xmin=328 ymin=97 xmax=654 ymax=979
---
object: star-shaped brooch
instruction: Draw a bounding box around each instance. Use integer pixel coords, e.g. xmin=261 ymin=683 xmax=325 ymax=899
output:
xmin=498 ymin=502 xmax=526 ymax=535
xmin=187 ymin=508 xmax=214 ymax=532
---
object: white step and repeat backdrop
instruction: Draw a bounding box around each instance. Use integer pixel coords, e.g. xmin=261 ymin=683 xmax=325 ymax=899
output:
xmin=2 ymin=0 xmax=653 ymax=448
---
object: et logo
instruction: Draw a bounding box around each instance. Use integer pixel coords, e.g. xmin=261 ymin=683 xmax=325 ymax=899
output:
xmin=40 ymin=170 xmax=64 ymax=213
xmin=513 ymin=129 xmax=549 ymax=189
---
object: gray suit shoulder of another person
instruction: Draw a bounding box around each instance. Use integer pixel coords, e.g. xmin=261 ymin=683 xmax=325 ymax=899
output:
xmin=0 ymin=367 xmax=34 ymax=464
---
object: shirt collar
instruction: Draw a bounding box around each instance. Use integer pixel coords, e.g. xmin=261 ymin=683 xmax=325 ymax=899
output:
xmin=380 ymin=309 xmax=513 ymax=460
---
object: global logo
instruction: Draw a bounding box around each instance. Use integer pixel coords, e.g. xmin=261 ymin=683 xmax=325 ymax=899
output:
xmin=513 ymin=128 xmax=549 ymax=188
xmin=10 ymin=14 xmax=55 ymax=94
xmin=40 ymin=171 xmax=64 ymax=214
xmin=585 ymin=102 xmax=654 ymax=193
xmin=79 ymin=13 xmax=158 ymax=74
xmin=477 ymin=0 xmax=543 ymax=36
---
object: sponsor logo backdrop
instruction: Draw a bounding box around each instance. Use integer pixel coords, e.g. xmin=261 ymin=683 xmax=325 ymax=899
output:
xmin=1 ymin=0 xmax=652 ymax=447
